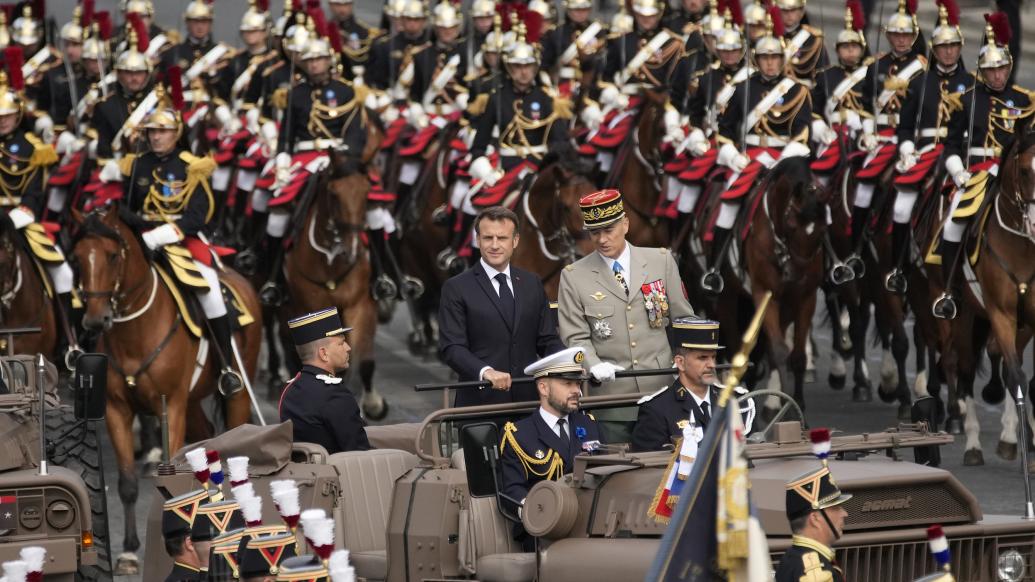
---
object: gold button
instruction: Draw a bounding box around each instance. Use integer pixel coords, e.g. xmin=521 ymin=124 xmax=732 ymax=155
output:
xmin=628 ymin=324 xmax=634 ymax=329
xmin=627 ymin=305 xmax=632 ymax=311
xmin=633 ymin=360 xmax=639 ymax=365
xmin=597 ymin=313 xmax=602 ymax=317
xmin=631 ymin=341 xmax=637 ymax=347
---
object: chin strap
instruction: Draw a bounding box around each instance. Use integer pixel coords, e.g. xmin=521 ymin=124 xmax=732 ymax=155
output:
xmin=818 ymin=508 xmax=841 ymax=542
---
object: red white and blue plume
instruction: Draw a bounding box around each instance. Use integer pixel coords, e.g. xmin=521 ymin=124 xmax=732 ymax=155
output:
xmin=810 ymin=428 xmax=832 ymax=464
xmin=927 ymin=525 xmax=951 ymax=570
xmin=206 ymin=450 xmax=224 ymax=488
xmin=185 ymin=447 xmax=211 ymax=487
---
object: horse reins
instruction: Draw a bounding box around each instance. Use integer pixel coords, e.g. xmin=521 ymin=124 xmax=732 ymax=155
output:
xmin=521 ymin=176 xmax=590 ymax=266
xmin=763 ymin=181 xmax=824 ymax=273
xmin=297 ymin=186 xmax=366 ymax=291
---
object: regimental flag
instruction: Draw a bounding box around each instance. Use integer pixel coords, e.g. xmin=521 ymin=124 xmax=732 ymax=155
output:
xmin=645 ymin=396 xmax=771 ymax=581
xmin=0 ymin=495 xmax=16 ymax=529
xmin=648 ymin=423 xmax=702 ymax=523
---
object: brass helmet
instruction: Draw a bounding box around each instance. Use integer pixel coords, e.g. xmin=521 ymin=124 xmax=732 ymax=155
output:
xmin=471 ymin=0 xmax=495 ymax=18
xmin=699 ymin=0 xmax=725 ymax=38
xmin=564 ymin=0 xmax=593 ymax=10
xmin=385 ymin=0 xmax=407 ymax=18
xmin=884 ymin=0 xmax=917 ymax=38
xmin=631 ymin=0 xmax=663 ymax=17
xmin=240 ymin=0 xmax=271 ymax=32
xmin=930 ymin=0 xmax=962 ymax=47
xmin=978 ymin=12 xmax=1012 ymax=70
xmin=11 ymin=6 xmax=40 ymax=47
xmin=714 ymin=11 xmax=743 ymax=52
xmin=433 ymin=2 xmax=461 ymax=28
xmin=115 ymin=16 xmax=151 ymax=72
xmin=504 ymin=22 xmax=537 ymax=66
xmin=0 ymin=48 xmax=26 ymax=121
xmin=744 ymin=0 xmax=767 ymax=26
xmin=753 ymin=8 xmax=785 ymax=57
xmin=123 ymin=0 xmax=155 ymax=18
xmin=775 ymin=0 xmax=805 ymax=11
xmin=836 ymin=0 xmax=865 ymax=47
xmin=60 ymin=6 xmax=86 ymax=44
xmin=0 ymin=12 xmax=10 ymax=50
xmin=82 ymin=35 xmax=108 ymax=61
xmin=300 ymin=35 xmax=333 ymax=60
xmin=141 ymin=89 xmax=183 ymax=138
xmin=528 ymin=0 xmax=554 ymax=19
xmin=184 ymin=0 xmax=214 ymax=22
xmin=611 ymin=4 xmax=633 ymax=35
xmin=400 ymin=0 xmax=427 ymax=19
xmin=327 ymin=0 xmax=353 ymax=4
xmin=284 ymin=13 xmax=312 ymax=53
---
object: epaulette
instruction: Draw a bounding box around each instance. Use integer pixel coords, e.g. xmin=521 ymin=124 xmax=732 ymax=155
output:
xmin=802 ymin=23 xmax=824 ymax=37
xmin=1012 ymin=85 xmax=1035 ymax=100
xmin=468 ymin=93 xmax=490 ymax=116
xmin=23 ymin=133 xmax=57 ymax=167
xmin=863 ymin=56 xmax=876 ymax=66
xmin=553 ymin=95 xmax=575 ymax=120
xmin=118 ymin=153 xmax=136 ymax=177
xmin=180 ymin=151 xmax=216 ymax=179
xmin=637 ymin=385 xmax=670 ymax=404
xmin=166 ymin=29 xmax=182 ymax=44
xmin=262 ymin=60 xmax=285 ymax=77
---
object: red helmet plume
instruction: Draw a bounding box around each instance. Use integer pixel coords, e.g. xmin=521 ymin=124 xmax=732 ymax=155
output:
xmin=984 ymin=11 xmax=1011 ymax=46
xmin=166 ymin=65 xmax=184 ymax=111
xmin=767 ymin=4 xmax=784 ymax=36
xmin=846 ymin=0 xmax=864 ymax=31
xmin=95 ymin=10 xmax=111 ymax=39
xmin=307 ymin=7 xmax=327 ymax=37
xmin=936 ymin=0 xmax=959 ymax=26
xmin=255 ymin=0 xmax=269 ymax=12
xmin=127 ymin=13 xmax=149 ymax=52
xmin=326 ymin=23 xmax=343 ymax=53
xmin=905 ymin=0 xmax=917 ymax=15
xmin=81 ymin=0 xmax=94 ymax=27
xmin=725 ymin=0 xmax=744 ymax=27
xmin=4 ymin=46 xmax=23 ymax=92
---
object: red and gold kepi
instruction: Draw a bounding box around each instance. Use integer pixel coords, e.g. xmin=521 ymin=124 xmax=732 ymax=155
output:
xmin=579 ymin=189 xmax=626 ymax=230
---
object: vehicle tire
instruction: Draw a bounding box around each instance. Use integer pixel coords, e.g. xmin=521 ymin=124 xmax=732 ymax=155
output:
xmin=45 ymin=406 xmax=114 ymax=582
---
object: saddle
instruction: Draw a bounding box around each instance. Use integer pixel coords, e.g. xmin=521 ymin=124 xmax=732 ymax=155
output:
xmin=153 ymin=249 xmax=255 ymax=339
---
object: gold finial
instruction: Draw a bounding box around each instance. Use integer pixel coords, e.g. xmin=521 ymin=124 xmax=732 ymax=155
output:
xmin=127 ymin=26 xmax=138 ymax=47
xmin=937 ymin=4 xmax=948 ymax=26
xmin=284 ymin=0 xmax=292 ymax=12
xmin=493 ymin=12 xmax=502 ymax=50
xmin=21 ymin=6 xmax=30 ymax=18
xmin=0 ymin=71 xmax=8 ymax=90
xmin=844 ymin=5 xmax=852 ymax=29
xmin=72 ymin=6 xmax=82 ymax=24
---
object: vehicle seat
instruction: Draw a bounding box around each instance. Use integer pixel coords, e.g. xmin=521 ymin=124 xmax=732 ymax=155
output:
xmin=329 ymin=449 xmax=419 ymax=581
xmin=453 ymin=450 xmax=536 ymax=582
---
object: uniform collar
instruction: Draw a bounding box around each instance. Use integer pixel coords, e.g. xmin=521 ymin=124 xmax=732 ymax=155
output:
xmin=538 ymin=406 xmax=569 ymax=434
xmin=302 ymin=364 xmax=342 ymax=384
xmin=791 ymin=534 xmax=836 ymax=561
xmin=598 ymin=242 xmax=631 ymax=275
xmin=678 ymin=384 xmax=712 ymax=407
xmin=173 ymin=561 xmax=202 ymax=572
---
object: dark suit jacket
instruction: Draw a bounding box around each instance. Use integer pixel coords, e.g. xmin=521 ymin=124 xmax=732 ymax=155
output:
xmin=438 ymin=264 xmax=565 ymax=406
xmin=278 ymin=365 xmax=371 ymax=454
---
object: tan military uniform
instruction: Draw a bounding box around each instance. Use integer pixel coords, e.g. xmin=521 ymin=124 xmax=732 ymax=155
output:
xmin=557 ymin=244 xmax=693 ymax=421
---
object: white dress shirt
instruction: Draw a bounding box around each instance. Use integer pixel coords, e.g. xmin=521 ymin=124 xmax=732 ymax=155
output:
xmin=688 ymin=388 xmax=712 ymax=425
xmin=598 ymin=243 xmax=632 ymax=278
xmin=479 ymin=259 xmax=515 ymax=381
xmin=539 ymin=407 xmax=571 ymax=439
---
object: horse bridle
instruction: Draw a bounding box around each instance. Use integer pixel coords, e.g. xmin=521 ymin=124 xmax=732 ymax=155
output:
xmin=524 ymin=173 xmax=591 ymax=265
xmin=76 ymin=233 xmax=151 ymax=319
xmin=300 ymin=177 xmax=367 ymax=289
xmin=764 ymin=180 xmax=825 ymax=275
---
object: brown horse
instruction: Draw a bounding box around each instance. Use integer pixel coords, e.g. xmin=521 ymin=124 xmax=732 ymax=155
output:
xmin=511 ymin=147 xmax=598 ymax=299
xmin=70 ymin=207 xmax=261 ymax=574
xmin=613 ymin=88 xmax=669 ymax=248
xmin=277 ymin=150 xmax=388 ymax=420
xmin=0 ymin=216 xmax=57 ymax=355
xmin=741 ymin=157 xmax=828 ymax=414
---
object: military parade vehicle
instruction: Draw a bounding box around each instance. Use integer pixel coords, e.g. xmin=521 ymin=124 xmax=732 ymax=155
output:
xmin=0 ymin=329 xmax=111 ymax=581
xmin=141 ymin=387 xmax=1035 ymax=582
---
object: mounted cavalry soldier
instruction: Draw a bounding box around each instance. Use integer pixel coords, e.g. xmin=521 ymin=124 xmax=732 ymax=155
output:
xmin=327 ymin=0 xmax=382 ymax=80
xmin=89 ymin=18 xmax=153 ymax=162
xmin=222 ymin=0 xmax=275 ymax=109
xmin=160 ymin=0 xmax=223 ymax=73
xmin=0 ymin=55 xmax=78 ymax=360
xmin=884 ymin=0 xmax=968 ymax=295
xmin=538 ymin=0 xmax=608 ymax=96
xmin=120 ymin=0 xmax=178 ymax=59
xmin=108 ymin=77 xmax=244 ymax=395
xmin=35 ymin=3 xmax=90 ymax=139
xmin=809 ymin=0 xmax=871 ymax=192
xmin=702 ymin=9 xmax=813 ymax=294
xmin=929 ymin=13 xmax=1034 ymax=320
xmin=774 ymin=0 xmax=828 ymax=88
xmin=11 ymin=5 xmax=62 ymax=110
xmin=366 ymin=0 xmax=429 ymax=93
xmin=850 ymin=0 xmax=924 ymax=254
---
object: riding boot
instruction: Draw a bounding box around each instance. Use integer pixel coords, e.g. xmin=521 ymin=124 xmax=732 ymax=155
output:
xmin=701 ymin=226 xmax=730 ymax=294
xmin=367 ymin=228 xmax=398 ymax=301
xmin=258 ymin=235 xmax=286 ymax=306
xmin=236 ymin=225 xmax=270 ymax=277
xmin=933 ymin=240 xmax=962 ymax=320
xmin=208 ymin=314 xmax=244 ymax=397
xmin=884 ymin=222 xmax=910 ymax=294
xmin=438 ymin=213 xmax=473 ymax=273
xmin=849 ymin=206 xmax=869 ymax=250
xmin=431 ymin=204 xmax=453 ymax=227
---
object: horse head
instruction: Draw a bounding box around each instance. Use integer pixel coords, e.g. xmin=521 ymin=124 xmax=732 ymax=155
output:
xmin=70 ymin=205 xmax=145 ymax=332
xmin=768 ymin=156 xmax=827 ymax=275
xmin=318 ymin=152 xmax=369 ymax=267
xmin=1002 ymin=118 xmax=1035 ymax=238
xmin=528 ymin=145 xmax=598 ymax=259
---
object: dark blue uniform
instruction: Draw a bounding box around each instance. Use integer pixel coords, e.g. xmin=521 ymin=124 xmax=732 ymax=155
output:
xmin=630 ymin=382 xmax=754 ymax=452
xmin=90 ymin=84 xmax=153 ymax=160
xmin=278 ymin=364 xmax=370 ymax=454
xmin=164 ymin=561 xmax=203 ymax=582
xmin=775 ymin=537 xmax=845 ymax=582
xmin=282 ymin=77 xmax=369 ymax=153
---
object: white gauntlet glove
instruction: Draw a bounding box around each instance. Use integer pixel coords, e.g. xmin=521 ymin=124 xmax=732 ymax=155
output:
xmin=945 ymin=154 xmax=971 ymax=188
xmin=686 ymin=128 xmax=709 ymax=156
xmin=811 ymin=119 xmax=837 ymax=146
xmin=896 ymin=140 xmax=917 ymax=172
xmin=7 ymin=206 xmax=34 ymax=229
xmin=141 ymin=223 xmax=182 ymax=250
xmin=99 ymin=160 xmax=122 ymax=183
xmin=34 ymin=114 xmax=54 ymax=144
xmin=589 ymin=362 xmax=625 ymax=382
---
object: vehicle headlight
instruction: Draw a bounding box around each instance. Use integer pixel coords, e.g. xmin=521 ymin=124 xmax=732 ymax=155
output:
xmin=998 ymin=549 xmax=1026 ymax=582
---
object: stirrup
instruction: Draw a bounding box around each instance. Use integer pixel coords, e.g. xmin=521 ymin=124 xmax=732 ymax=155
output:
xmin=236 ymin=249 xmax=260 ymax=276
xmin=829 ymin=262 xmax=855 ymax=286
xmin=700 ymin=269 xmax=724 ymax=294
xmin=63 ymin=344 xmax=84 ymax=372
xmin=431 ymin=205 xmax=451 ymax=227
xmin=932 ymin=293 xmax=958 ymax=320
xmin=259 ymin=281 xmax=285 ymax=307
xmin=436 ymin=248 xmax=464 ymax=272
xmin=844 ymin=254 xmax=865 ymax=278
xmin=401 ymin=275 xmax=425 ymax=299
xmin=218 ymin=368 xmax=244 ymax=397
xmin=884 ymin=269 xmax=907 ymax=295
xmin=372 ymin=274 xmax=398 ymax=301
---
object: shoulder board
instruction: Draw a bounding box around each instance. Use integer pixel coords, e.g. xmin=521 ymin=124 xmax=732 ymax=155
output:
xmin=1013 ymin=85 xmax=1035 ymax=99
xmin=802 ymin=24 xmax=823 ymax=36
xmin=24 ymin=133 xmax=57 ymax=167
xmin=553 ymin=95 xmax=574 ymax=119
xmin=638 ymin=385 xmax=670 ymax=404
xmin=863 ymin=56 xmax=876 ymax=66
xmin=166 ymin=29 xmax=182 ymax=44
xmin=179 ymin=151 xmax=216 ymax=177
xmin=119 ymin=154 xmax=136 ymax=177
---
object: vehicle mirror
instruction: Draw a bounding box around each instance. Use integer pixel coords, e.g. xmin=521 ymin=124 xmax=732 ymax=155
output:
xmin=461 ymin=422 xmax=501 ymax=498
xmin=74 ymin=354 xmax=107 ymax=421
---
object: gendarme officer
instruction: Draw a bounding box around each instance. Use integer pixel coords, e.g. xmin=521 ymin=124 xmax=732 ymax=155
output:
xmin=161 ymin=489 xmax=208 ymax=581
xmin=278 ymin=308 xmax=370 ymax=454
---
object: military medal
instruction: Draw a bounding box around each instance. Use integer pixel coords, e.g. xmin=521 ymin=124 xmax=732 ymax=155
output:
xmin=592 ymin=319 xmax=613 ymax=340
xmin=640 ymin=280 xmax=669 ymax=328
xmin=535 ymin=450 xmax=545 ymax=459
xmin=530 ymin=101 xmax=541 ymax=121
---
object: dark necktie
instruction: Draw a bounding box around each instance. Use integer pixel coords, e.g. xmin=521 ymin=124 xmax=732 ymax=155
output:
xmin=699 ymin=401 xmax=711 ymax=427
xmin=495 ymin=273 xmax=515 ymax=325
xmin=557 ymin=417 xmax=571 ymax=454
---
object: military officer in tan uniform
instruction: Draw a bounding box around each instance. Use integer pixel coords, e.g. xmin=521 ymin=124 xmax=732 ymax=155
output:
xmin=557 ymin=190 xmax=694 ymax=443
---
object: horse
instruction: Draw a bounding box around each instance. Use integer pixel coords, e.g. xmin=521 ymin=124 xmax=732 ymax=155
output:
xmin=70 ymin=206 xmax=262 ymax=575
xmin=612 ymin=87 xmax=670 ymax=248
xmin=276 ymin=148 xmax=389 ymax=421
xmin=510 ymin=146 xmax=598 ymax=299
xmin=741 ymin=157 xmax=828 ymax=415
xmin=0 ymin=215 xmax=57 ymax=356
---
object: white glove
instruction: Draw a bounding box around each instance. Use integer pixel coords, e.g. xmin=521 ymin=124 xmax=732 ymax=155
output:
xmin=731 ymin=154 xmax=749 ymax=173
xmin=214 ymin=104 xmax=233 ymax=128
xmin=580 ymin=102 xmax=604 ymax=131
xmin=260 ymin=121 xmax=278 ymax=149
xmin=861 ymin=117 xmax=876 ymax=136
xmin=944 ymin=154 xmax=970 ymax=187
xmin=245 ymin=108 xmax=261 ymax=134
xmin=34 ymin=114 xmax=54 ymax=143
xmin=221 ymin=116 xmax=243 ymax=137
xmin=141 ymin=223 xmax=182 ymax=250
xmin=811 ymin=119 xmax=837 ymax=146
xmin=843 ymin=110 xmax=862 ymax=133
xmin=600 ymin=85 xmax=621 ymax=108
xmin=274 ymin=152 xmax=293 ymax=187
xmin=664 ymin=124 xmax=686 ymax=145
xmin=275 ymin=152 xmax=292 ymax=169
xmin=99 ymin=160 xmax=122 ymax=183
xmin=779 ymin=141 xmax=811 ymax=161
xmin=898 ymin=140 xmax=915 ymax=157
xmin=469 ymin=156 xmax=499 ymax=186
xmin=685 ymin=128 xmax=709 ymax=156
xmin=55 ymin=130 xmax=78 ymax=155
xmin=663 ymin=108 xmax=681 ymax=134
xmin=897 ymin=140 xmax=917 ymax=171
xmin=589 ymin=362 xmax=625 ymax=382
xmin=859 ymin=132 xmax=879 ymax=152
xmin=455 ymin=92 xmax=469 ymax=111
xmin=405 ymin=103 xmax=429 ymax=129
xmin=717 ymin=142 xmax=741 ymax=168
xmin=7 ymin=206 xmax=34 ymax=229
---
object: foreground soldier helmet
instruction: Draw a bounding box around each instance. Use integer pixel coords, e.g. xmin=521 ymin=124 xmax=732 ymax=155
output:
xmin=884 ymin=0 xmax=918 ymax=42
xmin=978 ymin=13 xmax=1011 ymax=71
xmin=714 ymin=11 xmax=743 ymax=52
xmin=116 ymin=17 xmax=152 ymax=73
xmin=184 ymin=0 xmax=215 ymax=22
xmin=60 ymin=6 xmax=86 ymax=44
xmin=241 ymin=0 xmax=272 ymax=32
xmin=753 ymin=11 xmax=785 ymax=58
xmin=0 ymin=69 xmax=25 ymax=126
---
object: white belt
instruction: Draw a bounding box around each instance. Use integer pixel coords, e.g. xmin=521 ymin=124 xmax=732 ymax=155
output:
xmin=876 ymin=113 xmax=899 ymax=126
xmin=969 ymin=147 xmax=1000 ymax=158
xmin=296 ymin=138 xmax=346 ymax=152
xmin=745 ymin=134 xmax=788 ymax=147
xmin=499 ymin=145 xmax=548 ymax=157
xmin=621 ymin=82 xmax=646 ymax=96
xmin=426 ymin=103 xmax=457 ymax=116
xmin=559 ymin=66 xmax=578 ymax=80
xmin=919 ymin=128 xmax=947 ymax=139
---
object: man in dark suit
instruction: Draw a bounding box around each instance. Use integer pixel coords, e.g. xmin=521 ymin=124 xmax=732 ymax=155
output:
xmin=630 ymin=319 xmax=754 ymax=452
xmin=439 ymin=206 xmax=566 ymax=406
xmin=499 ymin=347 xmax=603 ymax=549
xmin=279 ymin=308 xmax=370 ymax=454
